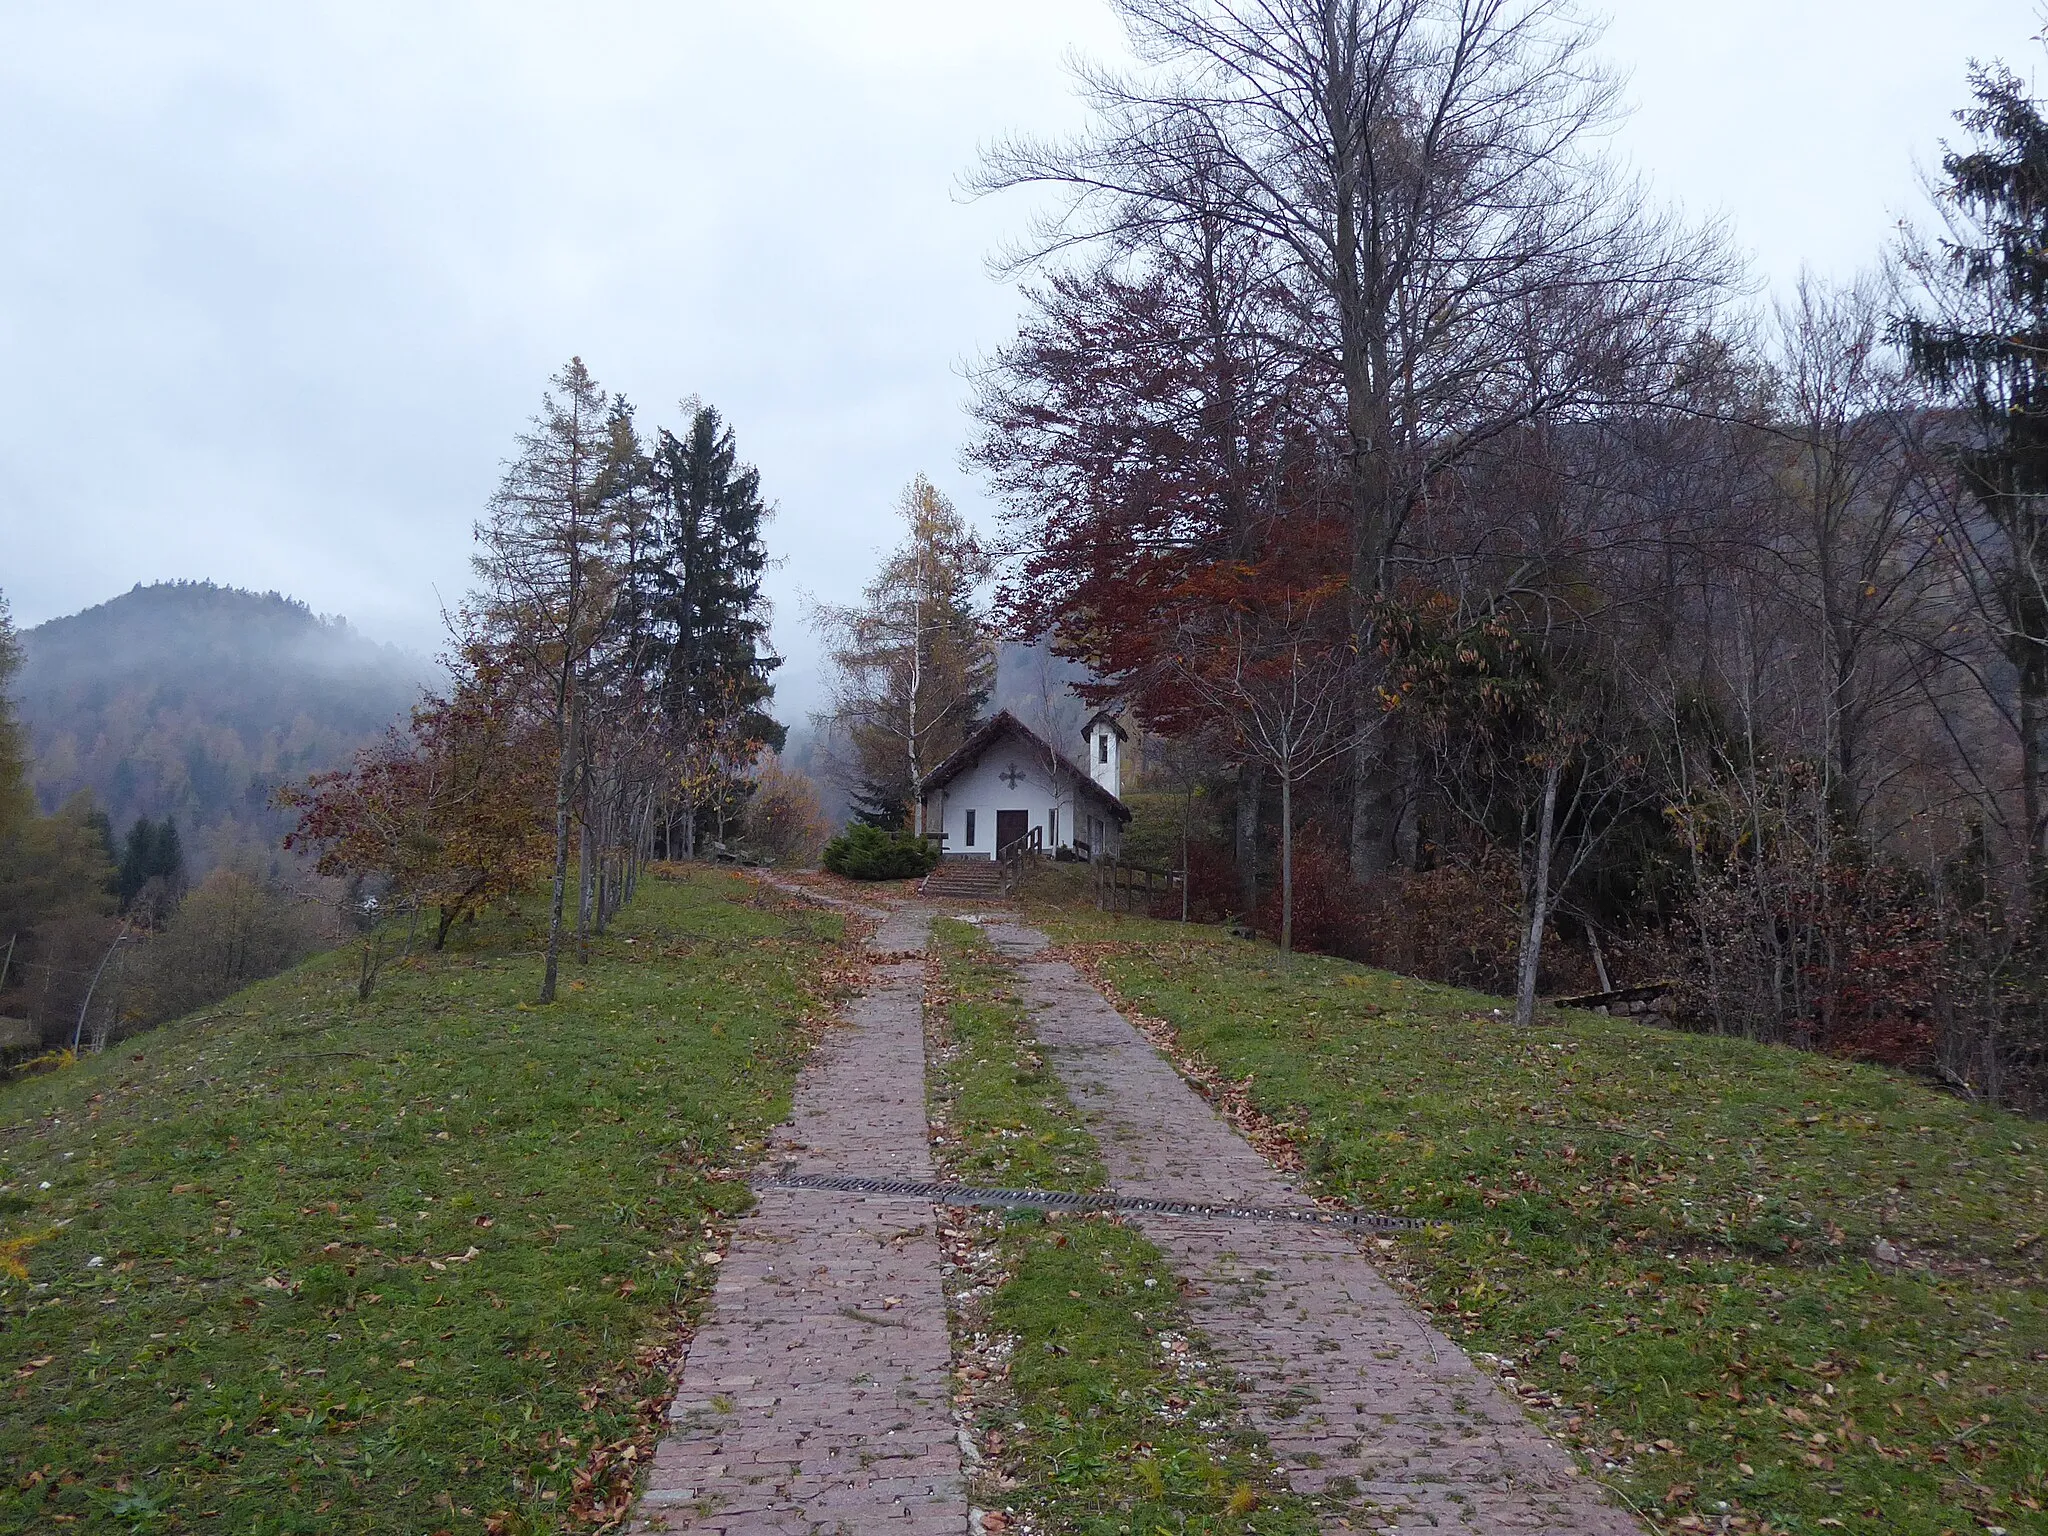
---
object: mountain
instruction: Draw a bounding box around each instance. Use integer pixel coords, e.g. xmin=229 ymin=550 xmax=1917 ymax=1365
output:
xmin=12 ymin=582 xmax=432 ymax=870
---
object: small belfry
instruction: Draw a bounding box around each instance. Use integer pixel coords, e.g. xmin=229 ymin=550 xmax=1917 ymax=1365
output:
xmin=1083 ymin=708 xmax=1126 ymax=801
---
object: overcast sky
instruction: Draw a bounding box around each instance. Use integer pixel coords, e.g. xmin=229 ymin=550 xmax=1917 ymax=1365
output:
xmin=1 ymin=0 xmax=2039 ymax=717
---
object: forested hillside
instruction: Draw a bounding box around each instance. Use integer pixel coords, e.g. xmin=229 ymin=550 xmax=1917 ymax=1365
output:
xmin=13 ymin=582 xmax=428 ymax=870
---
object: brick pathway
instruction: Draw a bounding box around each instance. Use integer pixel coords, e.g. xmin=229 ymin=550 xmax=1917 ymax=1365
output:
xmin=634 ymin=904 xmax=966 ymax=1535
xmin=982 ymin=920 xmax=1643 ymax=1535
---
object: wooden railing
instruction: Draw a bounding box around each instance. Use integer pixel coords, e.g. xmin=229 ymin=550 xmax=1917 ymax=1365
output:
xmin=1091 ymin=854 xmax=1175 ymax=912
xmin=996 ymin=827 xmax=1043 ymax=894
xmin=993 ymin=832 xmax=1179 ymax=908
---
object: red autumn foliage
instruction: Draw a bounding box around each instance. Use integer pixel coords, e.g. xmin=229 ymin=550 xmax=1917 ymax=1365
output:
xmin=970 ymin=251 xmax=1353 ymax=737
xmin=279 ymin=645 xmax=555 ymax=946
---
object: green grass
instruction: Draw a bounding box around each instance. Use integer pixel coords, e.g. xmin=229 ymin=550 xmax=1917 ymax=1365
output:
xmin=0 ymin=869 xmax=850 ymax=1535
xmin=1032 ymin=907 xmax=2048 ymax=1536
xmin=926 ymin=918 xmax=1104 ymax=1195
xmin=926 ymin=919 xmax=1321 ymax=1536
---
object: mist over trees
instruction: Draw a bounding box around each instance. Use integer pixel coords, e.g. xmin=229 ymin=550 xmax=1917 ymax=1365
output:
xmin=10 ymin=581 xmax=428 ymax=871
xmin=970 ymin=1 xmax=2048 ymax=1108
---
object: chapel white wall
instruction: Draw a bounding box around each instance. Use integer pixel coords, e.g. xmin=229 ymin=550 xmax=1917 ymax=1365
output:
xmin=924 ymin=731 xmax=1119 ymax=859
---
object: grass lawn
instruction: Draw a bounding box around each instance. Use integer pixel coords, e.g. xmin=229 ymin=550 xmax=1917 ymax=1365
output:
xmin=1031 ymin=905 xmax=2048 ymax=1536
xmin=0 ymin=869 xmax=853 ymax=1535
xmin=926 ymin=919 xmax=1322 ymax=1536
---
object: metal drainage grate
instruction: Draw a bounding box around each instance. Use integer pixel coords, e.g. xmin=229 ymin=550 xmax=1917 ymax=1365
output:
xmin=752 ymin=1171 xmax=1423 ymax=1233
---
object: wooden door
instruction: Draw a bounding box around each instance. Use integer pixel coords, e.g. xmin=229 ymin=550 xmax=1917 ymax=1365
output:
xmin=995 ymin=809 xmax=1029 ymax=854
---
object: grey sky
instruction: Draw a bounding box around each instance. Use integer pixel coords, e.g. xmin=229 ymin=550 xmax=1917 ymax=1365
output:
xmin=1 ymin=1 xmax=2037 ymax=720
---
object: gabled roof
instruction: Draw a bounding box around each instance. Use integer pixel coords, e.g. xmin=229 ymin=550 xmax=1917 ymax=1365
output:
xmin=918 ymin=710 xmax=1132 ymax=822
xmin=1081 ymin=708 xmax=1129 ymax=743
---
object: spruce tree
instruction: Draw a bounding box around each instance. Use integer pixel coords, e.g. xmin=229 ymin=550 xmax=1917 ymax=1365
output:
xmin=848 ymin=780 xmax=909 ymax=831
xmin=643 ymin=405 xmax=784 ymax=853
xmin=1899 ymin=62 xmax=2048 ymax=898
xmin=117 ymin=816 xmax=185 ymax=909
xmin=648 ymin=405 xmax=783 ymax=750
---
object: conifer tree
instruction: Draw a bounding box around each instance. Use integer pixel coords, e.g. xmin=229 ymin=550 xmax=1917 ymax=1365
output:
xmin=471 ymin=358 xmax=624 ymax=1002
xmin=1899 ymin=62 xmax=2048 ymax=901
xmin=116 ymin=817 xmax=185 ymax=911
xmin=816 ymin=476 xmax=995 ymax=832
xmin=649 ymin=406 xmax=782 ymax=744
xmin=0 ymin=592 xmax=31 ymax=847
xmin=645 ymin=404 xmax=783 ymax=851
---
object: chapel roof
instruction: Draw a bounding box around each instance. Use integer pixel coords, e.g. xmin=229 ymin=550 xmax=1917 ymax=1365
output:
xmin=1081 ymin=708 xmax=1129 ymax=742
xmin=917 ymin=709 xmax=1132 ymax=822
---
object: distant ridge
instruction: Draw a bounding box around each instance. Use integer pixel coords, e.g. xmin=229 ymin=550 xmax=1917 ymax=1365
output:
xmin=12 ymin=581 xmax=432 ymax=870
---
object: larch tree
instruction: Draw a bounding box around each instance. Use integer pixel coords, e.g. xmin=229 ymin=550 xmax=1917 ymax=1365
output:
xmin=470 ymin=358 xmax=626 ymax=1003
xmin=815 ymin=476 xmax=995 ymax=832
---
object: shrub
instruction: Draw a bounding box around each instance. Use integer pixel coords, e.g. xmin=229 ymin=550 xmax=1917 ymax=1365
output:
xmin=820 ymin=824 xmax=940 ymax=881
xmin=1348 ymin=861 xmax=1536 ymax=994
xmin=127 ymin=870 xmax=320 ymax=1029
xmin=1252 ymin=839 xmax=1361 ymax=957
xmin=743 ymin=761 xmax=831 ymax=868
xmin=1246 ymin=838 xmax=1577 ymax=995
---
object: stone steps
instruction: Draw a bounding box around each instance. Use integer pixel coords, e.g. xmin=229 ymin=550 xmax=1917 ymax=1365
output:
xmin=919 ymin=861 xmax=1006 ymax=899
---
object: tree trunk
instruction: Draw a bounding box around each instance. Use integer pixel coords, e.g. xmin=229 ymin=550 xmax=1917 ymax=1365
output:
xmin=357 ymin=931 xmax=382 ymax=1003
xmin=540 ymin=708 xmax=575 ymax=1003
xmin=1391 ymin=724 xmax=1421 ymax=870
xmin=1234 ymin=760 xmax=1263 ymax=919
xmin=2024 ymin=647 xmax=2048 ymax=917
xmin=1348 ymin=730 xmax=1398 ymax=882
xmin=1181 ymin=777 xmax=1192 ymax=925
xmin=1279 ymin=772 xmax=1295 ymax=956
xmin=577 ymin=819 xmax=593 ymax=960
xmin=1515 ymin=758 xmax=1563 ymax=1030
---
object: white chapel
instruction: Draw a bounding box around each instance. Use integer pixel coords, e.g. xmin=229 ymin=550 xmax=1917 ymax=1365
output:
xmin=918 ymin=709 xmax=1131 ymax=860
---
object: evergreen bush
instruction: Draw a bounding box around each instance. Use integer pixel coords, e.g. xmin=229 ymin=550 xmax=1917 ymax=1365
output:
xmin=820 ymin=824 xmax=940 ymax=880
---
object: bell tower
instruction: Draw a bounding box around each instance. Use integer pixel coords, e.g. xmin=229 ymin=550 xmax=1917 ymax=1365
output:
xmin=1083 ymin=710 xmax=1126 ymax=800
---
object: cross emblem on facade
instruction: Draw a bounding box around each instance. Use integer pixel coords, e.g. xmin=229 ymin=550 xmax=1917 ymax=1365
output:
xmin=999 ymin=763 xmax=1025 ymax=789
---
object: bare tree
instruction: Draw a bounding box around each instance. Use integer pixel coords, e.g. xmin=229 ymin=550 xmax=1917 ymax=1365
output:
xmin=1763 ymin=275 xmax=1955 ymax=837
xmin=979 ymin=0 xmax=1731 ymax=878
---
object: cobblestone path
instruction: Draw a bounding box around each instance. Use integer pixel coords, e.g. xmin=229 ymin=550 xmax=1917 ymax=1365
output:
xmin=982 ymin=920 xmax=1642 ymax=1536
xmin=634 ymin=904 xmax=966 ymax=1535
